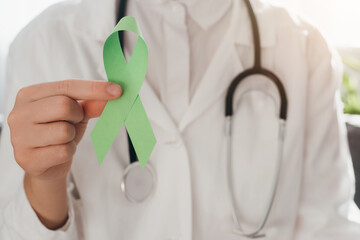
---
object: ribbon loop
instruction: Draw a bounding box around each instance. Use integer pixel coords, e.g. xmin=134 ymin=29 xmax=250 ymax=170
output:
xmin=91 ymin=16 xmax=156 ymax=167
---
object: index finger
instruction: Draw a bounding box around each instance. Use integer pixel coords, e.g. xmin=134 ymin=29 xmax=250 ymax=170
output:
xmin=16 ymin=80 xmax=122 ymax=104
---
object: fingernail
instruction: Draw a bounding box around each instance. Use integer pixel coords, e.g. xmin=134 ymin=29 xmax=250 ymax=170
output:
xmin=107 ymin=83 xmax=122 ymax=96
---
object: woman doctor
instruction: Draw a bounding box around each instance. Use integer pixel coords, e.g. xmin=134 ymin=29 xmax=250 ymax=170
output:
xmin=1 ymin=0 xmax=360 ymax=239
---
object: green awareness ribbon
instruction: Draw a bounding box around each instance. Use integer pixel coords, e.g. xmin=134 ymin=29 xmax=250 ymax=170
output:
xmin=91 ymin=16 xmax=156 ymax=168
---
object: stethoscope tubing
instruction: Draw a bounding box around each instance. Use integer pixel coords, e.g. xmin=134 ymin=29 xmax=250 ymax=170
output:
xmin=225 ymin=68 xmax=288 ymax=120
xmin=224 ymin=0 xmax=288 ymax=238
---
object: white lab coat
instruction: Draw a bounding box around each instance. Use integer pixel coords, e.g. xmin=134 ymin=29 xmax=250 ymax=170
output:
xmin=1 ymin=0 xmax=360 ymax=239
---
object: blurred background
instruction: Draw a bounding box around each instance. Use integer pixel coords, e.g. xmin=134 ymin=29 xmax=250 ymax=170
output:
xmin=1 ymin=0 xmax=360 ymax=204
xmin=0 ymin=0 xmax=62 ymax=125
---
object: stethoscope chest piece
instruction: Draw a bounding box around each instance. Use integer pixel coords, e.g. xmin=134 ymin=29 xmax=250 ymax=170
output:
xmin=121 ymin=162 xmax=156 ymax=203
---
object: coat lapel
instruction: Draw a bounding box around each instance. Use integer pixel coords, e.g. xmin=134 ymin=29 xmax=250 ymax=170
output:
xmin=179 ymin=0 xmax=276 ymax=131
xmin=179 ymin=34 xmax=244 ymax=131
xmin=139 ymin=81 xmax=180 ymax=142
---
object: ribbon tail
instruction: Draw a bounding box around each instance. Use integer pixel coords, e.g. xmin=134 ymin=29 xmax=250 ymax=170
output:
xmin=91 ymin=99 xmax=126 ymax=165
xmin=125 ymin=96 xmax=156 ymax=168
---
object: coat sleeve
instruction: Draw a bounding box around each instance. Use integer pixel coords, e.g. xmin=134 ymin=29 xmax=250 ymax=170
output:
xmin=293 ymin=26 xmax=360 ymax=239
xmin=0 ymin=23 xmax=81 ymax=240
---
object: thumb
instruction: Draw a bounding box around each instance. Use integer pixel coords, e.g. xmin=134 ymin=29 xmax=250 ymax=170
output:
xmin=81 ymin=100 xmax=108 ymax=122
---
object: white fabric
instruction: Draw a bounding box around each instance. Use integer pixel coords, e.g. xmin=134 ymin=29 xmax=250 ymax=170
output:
xmin=1 ymin=0 xmax=360 ymax=239
xmin=124 ymin=0 xmax=232 ymax=122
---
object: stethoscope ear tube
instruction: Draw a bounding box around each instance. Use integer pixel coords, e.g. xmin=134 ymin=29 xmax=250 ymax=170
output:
xmin=117 ymin=3 xmax=140 ymax=166
xmin=226 ymin=118 xmax=286 ymax=238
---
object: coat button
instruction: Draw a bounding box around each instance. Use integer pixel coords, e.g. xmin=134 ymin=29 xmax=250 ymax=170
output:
xmin=164 ymin=137 xmax=182 ymax=148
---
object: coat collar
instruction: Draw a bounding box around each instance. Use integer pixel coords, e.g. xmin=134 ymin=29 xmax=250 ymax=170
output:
xmin=74 ymin=0 xmax=117 ymax=42
xmin=74 ymin=0 xmax=276 ymax=47
xmin=133 ymin=0 xmax=233 ymax=31
xmin=74 ymin=0 xmax=233 ymax=41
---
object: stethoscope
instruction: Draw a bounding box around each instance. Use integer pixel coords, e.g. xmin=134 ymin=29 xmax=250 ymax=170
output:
xmin=118 ymin=0 xmax=288 ymax=238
